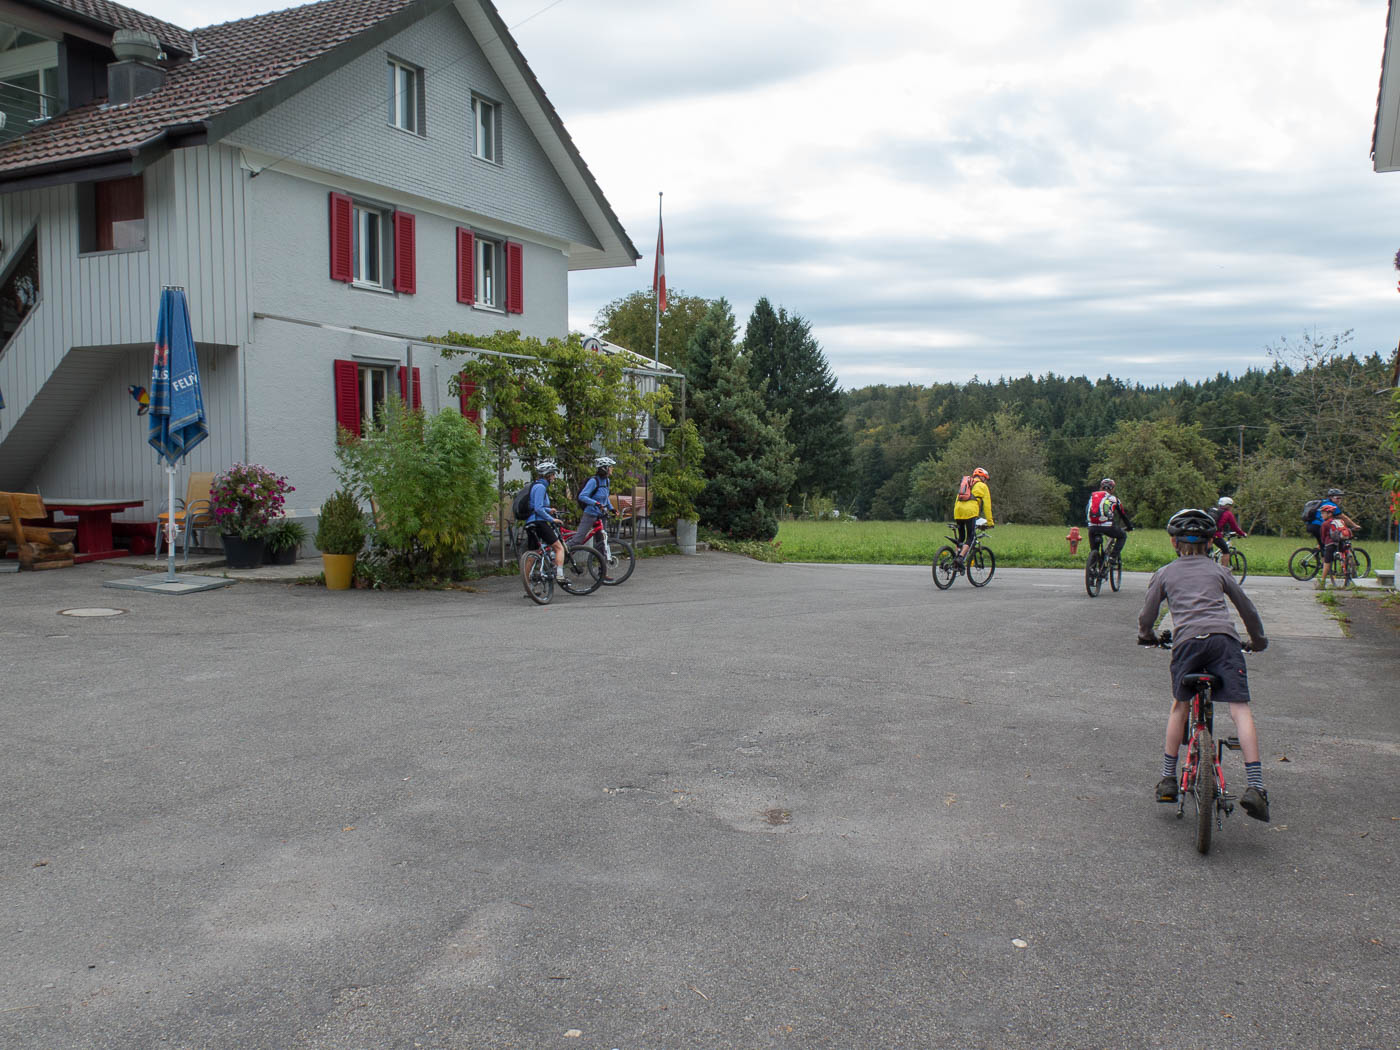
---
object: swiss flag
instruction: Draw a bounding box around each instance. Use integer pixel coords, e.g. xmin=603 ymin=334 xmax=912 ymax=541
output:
xmin=653 ymin=217 xmax=667 ymax=313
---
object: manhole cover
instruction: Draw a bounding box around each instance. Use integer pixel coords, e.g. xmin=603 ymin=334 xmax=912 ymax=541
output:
xmin=57 ymin=608 xmax=127 ymax=617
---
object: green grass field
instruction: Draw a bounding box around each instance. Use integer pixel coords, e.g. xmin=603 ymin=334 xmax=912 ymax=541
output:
xmin=773 ymin=521 xmax=1329 ymax=576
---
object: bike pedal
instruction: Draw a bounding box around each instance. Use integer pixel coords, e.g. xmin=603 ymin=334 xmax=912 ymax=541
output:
xmin=1223 ymin=737 xmax=1242 ymax=750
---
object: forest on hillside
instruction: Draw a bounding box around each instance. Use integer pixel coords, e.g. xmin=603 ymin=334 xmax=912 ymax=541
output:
xmin=842 ymin=332 xmax=1398 ymax=539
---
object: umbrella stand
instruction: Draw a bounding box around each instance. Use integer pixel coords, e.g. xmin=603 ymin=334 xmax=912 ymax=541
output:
xmin=164 ymin=463 xmax=179 ymax=581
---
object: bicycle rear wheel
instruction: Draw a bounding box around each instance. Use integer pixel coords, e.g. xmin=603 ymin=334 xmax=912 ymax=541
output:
xmin=1288 ymin=547 xmax=1319 ymax=581
xmin=1342 ymin=549 xmax=1359 ymax=585
xmin=1352 ymin=547 xmax=1371 ymax=579
xmin=967 ymin=547 xmax=995 ymax=587
xmin=932 ymin=547 xmax=958 ymax=590
xmin=1108 ymin=555 xmax=1122 ymax=592
xmin=1228 ymin=549 xmax=1247 ymax=583
xmin=520 ymin=550 xmax=553 ymax=605
xmin=1192 ymin=729 xmax=1216 ymax=855
xmin=600 ymin=538 xmax=635 ymax=585
xmin=1084 ymin=553 xmax=1103 ymax=597
xmin=559 ymin=547 xmax=604 ymax=595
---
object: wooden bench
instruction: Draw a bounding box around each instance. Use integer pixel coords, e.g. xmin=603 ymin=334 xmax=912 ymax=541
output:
xmin=1 ymin=492 xmax=77 ymax=570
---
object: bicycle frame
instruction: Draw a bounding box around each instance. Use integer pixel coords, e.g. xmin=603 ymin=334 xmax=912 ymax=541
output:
xmin=559 ymin=516 xmax=614 ymax=563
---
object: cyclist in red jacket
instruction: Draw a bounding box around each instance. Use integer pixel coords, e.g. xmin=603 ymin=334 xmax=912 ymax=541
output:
xmin=1211 ymin=497 xmax=1247 ymax=557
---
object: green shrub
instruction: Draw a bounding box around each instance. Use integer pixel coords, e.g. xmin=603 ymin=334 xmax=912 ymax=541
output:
xmin=314 ymin=490 xmax=366 ymax=555
xmin=266 ymin=517 xmax=308 ymax=553
xmin=333 ymin=402 xmax=494 ymax=583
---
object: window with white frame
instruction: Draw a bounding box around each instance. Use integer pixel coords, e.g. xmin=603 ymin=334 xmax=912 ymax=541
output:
xmin=353 ymin=204 xmax=384 ymax=286
xmin=476 ymin=235 xmax=499 ymax=307
xmin=358 ymin=363 xmax=392 ymax=430
xmin=387 ymin=58 xmax=423 ymax=134
xmin=472 ymin=94 xmax=499 ymax=162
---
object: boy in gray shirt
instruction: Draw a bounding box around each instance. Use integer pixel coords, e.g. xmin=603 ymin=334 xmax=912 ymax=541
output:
xmin=1138 ymin=508 xmax=1271 ymax=821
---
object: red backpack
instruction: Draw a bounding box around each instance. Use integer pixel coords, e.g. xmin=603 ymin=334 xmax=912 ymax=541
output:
xmin=957 ymin=475 xmax=975 ymax=502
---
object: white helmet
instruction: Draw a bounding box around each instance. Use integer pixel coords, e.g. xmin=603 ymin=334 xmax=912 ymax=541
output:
xmin=595 ymin=456 xmax=616 ymax=469
xmin=536 ymin=460 xmax=558 ymax=476
xmin=1217 ymin=496 xmax=1234 ymax=507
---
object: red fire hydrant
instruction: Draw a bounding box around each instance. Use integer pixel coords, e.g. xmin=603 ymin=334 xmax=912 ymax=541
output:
xmin=1066 ymin=525 xmax=1081 ymax=555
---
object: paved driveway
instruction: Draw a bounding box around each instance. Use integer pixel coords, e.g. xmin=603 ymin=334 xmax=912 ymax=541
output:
xmin=2 ymin=555 xmax=1396 ymax=1049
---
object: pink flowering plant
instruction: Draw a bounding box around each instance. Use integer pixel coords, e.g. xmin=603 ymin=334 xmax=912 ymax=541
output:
xmin=209 ymin=463 xmax=294 ymax=539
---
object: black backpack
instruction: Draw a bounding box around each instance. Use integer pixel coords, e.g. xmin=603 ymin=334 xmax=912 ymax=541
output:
xmin=513 ymin=480 xmax=540 ymax=521
xmin=1301 ymin=498 xmax=1323 ymax=525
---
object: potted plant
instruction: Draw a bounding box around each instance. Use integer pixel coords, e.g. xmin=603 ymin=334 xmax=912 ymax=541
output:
xmin=209 ymin=463 xmax=294 ymax=569
xmin=263 ymin=517 xmax=308 ymax=565
xmin=314 ymin=489 xmax=365 ymax=590
xmin=650 ymin=419 xmax=705 ymax=554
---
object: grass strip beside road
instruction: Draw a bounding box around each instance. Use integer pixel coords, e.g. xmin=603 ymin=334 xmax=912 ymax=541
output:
xmin=773 ymin=521 xmax=1315 ymax=576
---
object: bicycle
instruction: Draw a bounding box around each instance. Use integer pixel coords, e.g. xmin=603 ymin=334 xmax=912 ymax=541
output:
xmin=1209 ymin=539 xmax=1248 ymax=583
xmin=932 ymin=519 xmax=995 ymax=589
xmin=1142 ymin=630 xmax=1249 ymax=855
xmin=519 ymin=525 xmax=605 ymax=605
xmin=1084 ymin=543 xmax=1122 ymax=597
xmin=559 ymin=511 xmax=635 ymax=586
xmin=1288 ymin=541 xmax=1370 ymax=582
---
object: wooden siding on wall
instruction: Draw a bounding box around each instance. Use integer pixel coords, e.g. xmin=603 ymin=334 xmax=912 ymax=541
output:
xmin=0 ymin=144 xmax=250 ymax=502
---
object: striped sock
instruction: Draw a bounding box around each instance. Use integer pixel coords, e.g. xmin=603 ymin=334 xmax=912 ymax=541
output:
xmin=1245 ymin=761 xmax=1263 ymax=790
xmin=1162 ymin=753 xmax=1178 ymax=779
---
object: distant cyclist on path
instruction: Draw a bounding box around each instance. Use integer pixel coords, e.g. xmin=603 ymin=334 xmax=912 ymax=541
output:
xmin=1086 ymin=478 xmax=1134 ymax=562
xmin=953 ymin=467 xmax=994 ymax=567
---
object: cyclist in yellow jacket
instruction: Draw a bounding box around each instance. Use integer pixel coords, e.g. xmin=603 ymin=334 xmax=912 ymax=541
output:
xmin=953 ymin=467 xmax=994 ymax=566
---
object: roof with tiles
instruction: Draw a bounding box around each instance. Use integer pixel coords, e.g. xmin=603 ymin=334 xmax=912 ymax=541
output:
xmin=0 ymin=0 xmax=419 ymax=175
xmin=32 ymin=0 xmax=195 ymax=52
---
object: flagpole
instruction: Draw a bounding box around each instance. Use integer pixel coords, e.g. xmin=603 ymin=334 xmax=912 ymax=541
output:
xmin=653 ymin=191 xmax=662 ymax=368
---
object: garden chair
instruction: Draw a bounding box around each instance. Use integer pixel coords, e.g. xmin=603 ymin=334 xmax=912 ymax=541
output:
xmin=155 ymin=471 xmax=214 ymax=564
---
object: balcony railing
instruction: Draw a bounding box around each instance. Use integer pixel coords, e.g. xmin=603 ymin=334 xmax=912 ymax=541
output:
xmin=0 ymin=80 xmax=61 ymax=146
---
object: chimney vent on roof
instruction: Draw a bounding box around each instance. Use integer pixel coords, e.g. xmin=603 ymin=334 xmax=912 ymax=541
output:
xmin=108 ymin=30 xmax=166 ymax=105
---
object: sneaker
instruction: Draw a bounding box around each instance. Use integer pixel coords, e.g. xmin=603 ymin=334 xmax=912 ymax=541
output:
xmin=555 ymin=569 xmax=567 ymax=582
xmin=1156 ymin=775 xmax=1178 ymax=803
xmin=1240 ymin=786 xmax=1270 ymax=823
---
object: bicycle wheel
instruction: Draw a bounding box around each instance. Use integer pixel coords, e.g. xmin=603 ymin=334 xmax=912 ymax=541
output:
xmin=1109 ymin=555 xmax=1122 ymax=592
xmin=1352 ymin=547 xmax=1371 ymax=579
xmin=1288 ymin=547 xmax=1320 ymax=581
xmin=599 ymin=538 xmax=635 ymax=585
xmin=1342 ymin=550 xmax=1359 ymax=585
xmin=967 ymin=546 xmax=995 ymax=587
xmin=1192 ymin=729 xmax=1216 ymax=855
xmin=558 ymin=547 xmax=604 ymax=595
xmin=1228 ymin=549 xmax=1247 ymax=583
xmin=520 ymin=550 xmax=553 ymax=605
xmin=1084 ymin=553 xmax=1103 ymax=597
xmin=932 ymin=547 xmax=958 ymax=590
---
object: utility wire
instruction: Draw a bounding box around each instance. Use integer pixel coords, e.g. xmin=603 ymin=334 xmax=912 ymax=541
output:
xmin=247 ymin=0 xmax=573 ymax=180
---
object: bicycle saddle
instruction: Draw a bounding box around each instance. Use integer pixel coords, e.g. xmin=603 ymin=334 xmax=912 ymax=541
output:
xmin=1179 ymin=673 xmax=1220 ymax=693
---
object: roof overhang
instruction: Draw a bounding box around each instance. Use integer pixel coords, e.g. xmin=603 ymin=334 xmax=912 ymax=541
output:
xmin=1374 ymin=0 xmax=1400 ymax=170
xmin=454 ymin=0 xmax=638 ymax=272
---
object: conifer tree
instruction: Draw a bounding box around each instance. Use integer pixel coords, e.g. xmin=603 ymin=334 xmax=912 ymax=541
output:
xmin=689 ymin=299 xmax=794 ymax=539
xmin=743 ymin=298 xmax=852 ymax=506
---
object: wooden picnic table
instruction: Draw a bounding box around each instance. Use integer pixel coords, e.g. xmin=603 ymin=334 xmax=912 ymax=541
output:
xmin=45 ymin=498 xmax=145 ymax=563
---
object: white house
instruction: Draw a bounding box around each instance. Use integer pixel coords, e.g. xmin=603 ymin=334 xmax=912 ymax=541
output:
xmin=0 ymin=0 xmax=638 ymax=523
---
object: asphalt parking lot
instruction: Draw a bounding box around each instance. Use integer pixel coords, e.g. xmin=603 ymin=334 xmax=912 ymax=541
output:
xmin=2 ymin=554 xmax=1397 ymax=1050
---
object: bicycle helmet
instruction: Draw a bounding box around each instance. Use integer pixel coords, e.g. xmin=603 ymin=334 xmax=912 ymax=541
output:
xmin=1326 ymin=488 xmax=1344 ymax=497
xmin=1166 ymin=508 xmax=1217 ymax=541
xmin=1320 ymin=504 xmax=1335 ymax=515
xmin=971 ymin=467 xmax=989 ymax=480
xmin=595 ymin=456 xmax=616 ymax=470
xmin=1100 ymin=478 xmax=1115 ymax=491
xmin=536 ymin=460 xmax=558 ymax=476
xmin=1217 ymin=496 xmax=1233 ymax=507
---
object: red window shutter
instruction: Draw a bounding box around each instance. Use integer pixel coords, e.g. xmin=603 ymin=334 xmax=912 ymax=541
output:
xmin=458 ymin=376 xmax=479 ymax=423
xmin=329 ymin=192 xmax=353 ymax=282
xmin=393 ymin=211 xmax=416 ymax=293
xmin=399 ymin=366 xmax=422 ymax=409
xmin=334 ymin=359 xmax=361 ymax=438
xmin=509 ymin=426 xmax=521 ymax=446
xmin=505 ymin=241 xmax=523 ymax=313
xmin=456 ymin=228 xmax=475 ymax=304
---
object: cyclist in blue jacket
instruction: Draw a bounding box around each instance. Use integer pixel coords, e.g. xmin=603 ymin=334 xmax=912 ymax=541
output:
xmin=570 ymin=455 xmax=615 ymax=561
xmin=525 ymin=460 xmax=567 ymax=582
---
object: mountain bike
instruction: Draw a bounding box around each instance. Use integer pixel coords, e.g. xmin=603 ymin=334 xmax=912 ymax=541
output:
xmin=1209 ymin=539 xmax=1248 ymax=583
xmin=1288 ymin=541 xmax=1369 ymax=581
xmin=932 ymin=519 xmax=995 ymax=590
xmin=519 ymin=526 xmax=605 ymax=605
xmin=1142 ymin=631 xmax=1249 ymax=855
xmin=559 ymin=511 xmax=635 ymax=585
xmin=1084 ymin=544 xmax=1122 ymax=597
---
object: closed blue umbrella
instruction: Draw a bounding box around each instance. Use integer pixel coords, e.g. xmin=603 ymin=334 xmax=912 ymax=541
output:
xmin=148 ymin=287 xmax=208 ymax=578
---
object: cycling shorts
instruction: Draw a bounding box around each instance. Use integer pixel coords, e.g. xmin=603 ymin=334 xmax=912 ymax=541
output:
xmin=526 ymin=520 xmax=559 ymax=547
xmin=1169 ymin=633 xmax=1251 ymax=705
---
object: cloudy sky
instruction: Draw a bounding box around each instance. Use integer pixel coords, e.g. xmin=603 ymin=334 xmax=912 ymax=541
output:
xmin=140 ymin=0 xmax=1397 ymax=389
